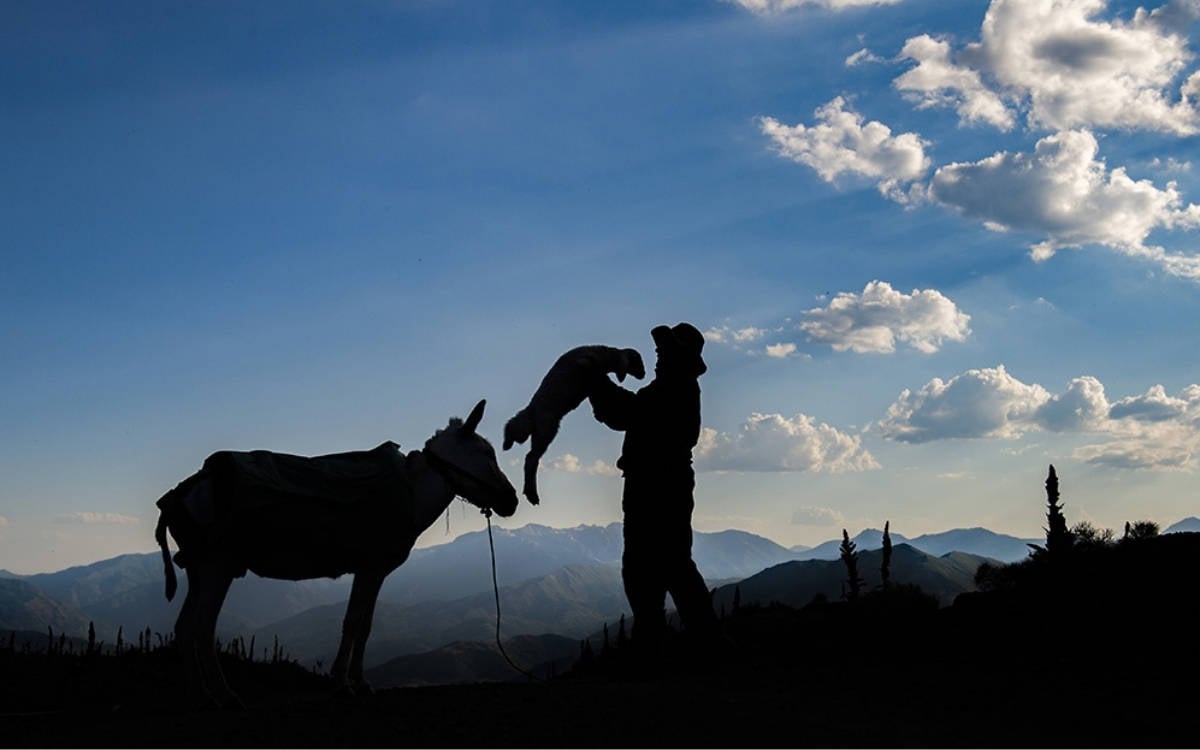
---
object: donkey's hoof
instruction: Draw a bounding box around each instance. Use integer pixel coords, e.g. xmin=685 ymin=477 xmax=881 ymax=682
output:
xmin=352 ymin=682 xmax=374 ymax=696
xmin=217 ymin=693 xmax=246 ymax=712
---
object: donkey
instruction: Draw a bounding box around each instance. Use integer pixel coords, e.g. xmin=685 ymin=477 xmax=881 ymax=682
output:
xmin=154 ymin=399 xmax=518 ymax=708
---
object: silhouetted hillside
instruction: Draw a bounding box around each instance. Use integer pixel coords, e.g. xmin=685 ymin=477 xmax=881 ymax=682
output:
xmin=6 ymin=531 xmax=1199 ymax=747
xmin=256 ymin=564 xmax=628 ymax=667
xmin=0 ymin=578 xmax=92 ymax=635
xmin=4 ymin=553 xmax=351 ymax=640
xmin=365 ymin=634 xmax=578 ymax=688
xmin=965 ymin=530 xmax=1200 ymax=635
xmin=713 ymin=543 xmax=992 ymax=609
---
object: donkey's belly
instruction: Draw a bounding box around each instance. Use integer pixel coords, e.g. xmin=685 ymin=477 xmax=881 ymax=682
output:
xmin=239 ymin=508 xmax=407 ymax=581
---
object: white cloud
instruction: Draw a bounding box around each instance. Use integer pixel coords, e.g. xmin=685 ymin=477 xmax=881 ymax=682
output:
xmin=1151 ymin=156 xmax=1193 ymax=172
xmin=548 ymin=454 xmax=621 ymax=477
xmin=760 ymin=97 xmax=931 ymax=201
xmin=895 ymin=34 xmax=1016 ymax=130
xmin=765 ymin=342 xmax=798 ymax=358
xmin=729 ymin=0 xmax=903 ymax=13
xmin=1032 ymin=376 xmax=1110 ymax=431
xmin=54 ymin=512 xmax=140 ymax=525
xmin=0 ymin=515 xmax=7 ymax=527
xmin=791 ymin=505 xmax=847 ymax=525
xmin=876 ymin=365 xmax=1051 ymax=442
xmin=929 ymin=129 xmax=1200 ymax=277
xmin=1108 ymin=383 xmax=1198 ymax=422
xmin=893 ymin=0 xmax=1200 ymax=134
xmin=878 ymin=367 xmax=1200 ymax=470
xmin=704 ymin=325 xmax=767 ymax=347
xmin=799 ymin=280 xmax=971 ymax=354
xmin=696 ymin=413 xmax=879 ymax=473
xmin=846 ymin=48 xmax=885 ymax=67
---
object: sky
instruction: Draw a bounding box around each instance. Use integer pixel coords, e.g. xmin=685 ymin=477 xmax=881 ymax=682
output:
xmin=3 ymin=0 xmax=1200 ymax=574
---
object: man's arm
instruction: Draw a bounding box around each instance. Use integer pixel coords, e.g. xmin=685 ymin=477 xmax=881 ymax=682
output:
xmin=589 ymin=375 xmax=637 ymax=431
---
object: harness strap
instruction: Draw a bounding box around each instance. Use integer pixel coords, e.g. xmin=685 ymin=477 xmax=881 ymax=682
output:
xmin=486 ymin=512 xmax=540 ymax=682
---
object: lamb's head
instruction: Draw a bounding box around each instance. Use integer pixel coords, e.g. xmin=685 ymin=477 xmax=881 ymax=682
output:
xmin=425 ymin=399 xmax=519 ymax=518
xmin=614 ymin=348 xmax=646 ymax=382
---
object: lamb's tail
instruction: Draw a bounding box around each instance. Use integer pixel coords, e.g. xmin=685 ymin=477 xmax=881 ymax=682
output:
xmin=503 ymin=408 xmax=533 ymax=451
xmin=155 ymin=512 xmax=177 ymax=602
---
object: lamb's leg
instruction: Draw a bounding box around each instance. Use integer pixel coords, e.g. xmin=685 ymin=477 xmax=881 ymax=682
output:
xmin=332 ymin=572 xmax=384 ymax=695
xmin=524 ymin=421 xmax=559 ymax=505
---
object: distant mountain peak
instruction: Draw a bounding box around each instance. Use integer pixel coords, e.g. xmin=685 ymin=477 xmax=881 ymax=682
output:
xmin=1164 ymin=517 xmax=1200 ymax=534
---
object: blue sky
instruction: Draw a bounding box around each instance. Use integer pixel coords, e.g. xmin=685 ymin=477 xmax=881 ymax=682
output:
xmin=3 ymin=0 xmax=1200 ymax=573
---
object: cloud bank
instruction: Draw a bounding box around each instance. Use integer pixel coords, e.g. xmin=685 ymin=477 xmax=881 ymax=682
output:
xmin=548 ymin=454 xmax=621 ymax=477
xmin=876 ymin=366 xmax=1200 ymax=469
xmin=893 ymin=0 xmax=1200 ymax=135
xmin=791 ymin=505 xmax=848 ymax=525
xmin=764 ymin=97 xmax=1200 ymax=279
xmin=54 ymin=512 xmax=140 ymax=525
xmin=696 ymin=412 xmax=879 ymax=473
xmin=729 ymin=0 xmax=903 ymax=13
xmin=930 ymin=129 xmax=1200 ymax=269
xmin=760 ymin=97 xmax=931 ymax=202
xmin=800 ymin=280 xmax=971 ymax=353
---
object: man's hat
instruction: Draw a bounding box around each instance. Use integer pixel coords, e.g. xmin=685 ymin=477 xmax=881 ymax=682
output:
xmin=651 ymin=322 xmax=707 ymax=376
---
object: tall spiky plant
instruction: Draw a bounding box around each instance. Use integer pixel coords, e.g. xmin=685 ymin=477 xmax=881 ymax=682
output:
xmin=840 ymin=529 xmax=864 ymax=601
xmin=880 ymin=521 xmax=893 ymax=591
xmin=1044 ymin=465 xmax=1073 ymax=555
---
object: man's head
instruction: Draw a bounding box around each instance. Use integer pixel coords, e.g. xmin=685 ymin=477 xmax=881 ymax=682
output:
xmin=651 ymin=322 xmax=707 ymax=377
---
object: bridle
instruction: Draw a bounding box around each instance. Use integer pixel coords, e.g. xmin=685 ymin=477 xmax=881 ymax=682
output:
xmin=424 ymin=442 xmax=497 ymax=517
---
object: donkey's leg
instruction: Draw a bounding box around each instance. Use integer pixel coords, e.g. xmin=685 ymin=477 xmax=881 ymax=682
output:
xmin=347 ymin=572 xmax=385 ymax=693
xmin=174 ymin=574 xmax=209 ymax=706
xmin=190 ymin=562 xmax=240 ymax=710
xmin=331 ymin=571 xmax=383 ymax=694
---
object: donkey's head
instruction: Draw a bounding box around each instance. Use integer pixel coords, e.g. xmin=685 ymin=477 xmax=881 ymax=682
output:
xmin=425 ymin=399 xmax=519 ymax=518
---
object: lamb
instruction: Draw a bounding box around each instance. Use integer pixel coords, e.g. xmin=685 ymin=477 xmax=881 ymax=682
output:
xmin=503 ymin=345 xmax=645 ymax=504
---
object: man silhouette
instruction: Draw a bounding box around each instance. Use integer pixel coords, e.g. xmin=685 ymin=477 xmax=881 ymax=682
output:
xmin=589 ymin=322 xmax=719 ymax=652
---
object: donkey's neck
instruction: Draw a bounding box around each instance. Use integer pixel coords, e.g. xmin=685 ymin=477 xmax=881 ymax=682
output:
xmin=406 ymin=450 xmax=459 ymax=535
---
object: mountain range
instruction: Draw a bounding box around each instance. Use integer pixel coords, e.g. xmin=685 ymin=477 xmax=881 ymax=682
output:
xmin=791 ymin=527 xmax=1039 ymax=563
xmin=5 ymin=519 xmax=1189 ymax=665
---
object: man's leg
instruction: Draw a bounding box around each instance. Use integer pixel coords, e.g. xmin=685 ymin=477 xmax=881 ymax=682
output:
xmin=622 ymin=515 xmax=668 ymax=650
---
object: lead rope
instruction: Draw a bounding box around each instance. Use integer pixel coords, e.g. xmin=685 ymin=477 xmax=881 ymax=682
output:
xmin=483 ymin=508 xmax=540 ymax=682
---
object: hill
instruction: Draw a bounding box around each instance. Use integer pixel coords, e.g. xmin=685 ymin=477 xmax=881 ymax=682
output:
xmin=1164 ymin=516 xmax=1200 ymax=534
xmin=0 ymin=578 xmax=92 ymax=636
xmin=364 ymin=634 xmax=578 ymax=688
xmin=9 ymin=532 xmax=1200 ymax=748
xmin=255 ymin=563 xmax=629 ymax=667
xmin=714 ymin=543 xmax=993 ymax=609
xmin=908 ymin=527 xmax=1037 ymax=562
xmin=794 ymin=527 xmax=1035 ymax=563
xmin=6 ymin=553 xmax=352 ymax=640
xmin=379 ymin=522 xmax=796 ymax=604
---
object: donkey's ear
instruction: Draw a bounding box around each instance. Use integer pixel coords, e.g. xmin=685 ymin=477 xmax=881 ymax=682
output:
xmin=463 ymin=399 xmax=486 ymax=434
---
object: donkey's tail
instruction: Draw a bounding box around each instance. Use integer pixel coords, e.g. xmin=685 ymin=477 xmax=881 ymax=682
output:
xmin=155 ymin=512 xmax=177 ymax=602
